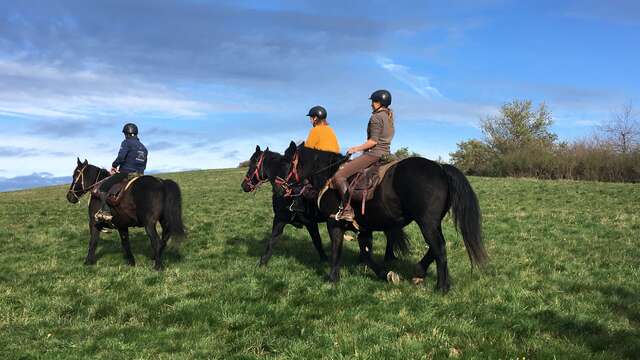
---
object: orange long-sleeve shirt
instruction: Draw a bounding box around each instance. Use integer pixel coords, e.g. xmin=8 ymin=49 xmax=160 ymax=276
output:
xmin=305 ymin=124 xmax=340 ymax=154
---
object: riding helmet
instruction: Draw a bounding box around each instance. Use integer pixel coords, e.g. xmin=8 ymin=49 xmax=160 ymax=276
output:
xmin=122 ymin=123 xmax=139 ymax=136
xmin=306 ymin=106 xmax=327 ymax=120
xmin=369 ymin=89 xmax=392 ymax=107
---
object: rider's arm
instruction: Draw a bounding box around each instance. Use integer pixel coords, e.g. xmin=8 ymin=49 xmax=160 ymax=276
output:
xmin=112 ymin=140 xmax=129 ymax=169
xmin=348 ymin=139 xmax=377 ymax=154
xmin=347 ymin=116 xmax=381 ymax=154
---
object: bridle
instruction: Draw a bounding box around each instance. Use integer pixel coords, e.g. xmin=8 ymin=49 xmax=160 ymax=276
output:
xmin=275 ymin=151 xmax=302 ymax=197
xmin=243 ymin=152 xmax=268 ymax=192
xmin=276 ymin=149 xmax=349 ymax=198
xmin=68 ymin=163 xmax=103 ymax=201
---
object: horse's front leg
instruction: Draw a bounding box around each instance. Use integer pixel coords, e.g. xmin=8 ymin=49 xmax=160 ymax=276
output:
xmin=118 ymin=228 xmax=135 ymax=266
xmin=328 ymin=221 xmax=345 ymax=283
xmin=260 ymin=217 xmax=287 ymax=266
xmin=85 ymin=208 xmax=100 ymax=265
xmin=305 ymin=222 xmax=328 ymax=261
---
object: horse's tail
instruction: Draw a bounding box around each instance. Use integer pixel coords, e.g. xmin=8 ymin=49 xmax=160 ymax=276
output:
xmin=162 ymin=179 xmax=186 ymax=244
xmin=442 ymin=164 xmax=488 ymax=267
xmin=384 ymin=227 xmax=410 ymax=257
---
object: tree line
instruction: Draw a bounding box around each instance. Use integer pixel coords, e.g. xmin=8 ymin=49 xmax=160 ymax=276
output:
xmin=450 ymin=100 xmax=640 ymax=182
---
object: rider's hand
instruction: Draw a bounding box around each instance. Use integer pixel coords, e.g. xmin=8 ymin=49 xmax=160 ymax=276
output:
xmin=347 ymin=147 xmax=358 ymax=155
xmin=110 ymin=167 xmax=118 ymax=175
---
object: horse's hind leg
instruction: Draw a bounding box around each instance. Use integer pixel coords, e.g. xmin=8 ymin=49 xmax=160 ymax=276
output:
xmin=357 ymin=231 xmax=387 ymax=280
xmin=145 ymin=222 xmax=163 ymax=271
xmin=118 ymin=228 xmax=135 ymax=266
xmin=413 ymin=247 xmax=435 ymax=280
xmin=383 ymin=230 xmax=397 ymax=262
xmin=417 ymin=221 xmax=450 ymax=292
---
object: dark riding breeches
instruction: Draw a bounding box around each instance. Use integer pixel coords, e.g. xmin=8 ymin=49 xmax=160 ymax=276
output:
xmin=332 ymin=154 xmax=380 ymax=190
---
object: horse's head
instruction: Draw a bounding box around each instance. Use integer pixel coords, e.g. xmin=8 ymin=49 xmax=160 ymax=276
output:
xmin=66 ymin=158 xmax=105 ymax=203
xmin=241 ymin=145 xmax=270 ymax=192
xmin=285 ymin=141 xmax=345 ymax=189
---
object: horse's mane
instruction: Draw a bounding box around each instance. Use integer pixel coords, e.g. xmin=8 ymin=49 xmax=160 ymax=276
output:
xmin=296 ymin=146 xmax=346 ymax=188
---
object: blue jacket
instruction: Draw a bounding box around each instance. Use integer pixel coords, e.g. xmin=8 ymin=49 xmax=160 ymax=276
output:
xmin=112 ymin=137 xmax=148 ymax=174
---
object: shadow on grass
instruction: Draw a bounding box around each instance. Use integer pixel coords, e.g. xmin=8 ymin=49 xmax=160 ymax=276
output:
xmin=92 ymin=230 xmax=183 ymax=268
xmin=534 ymin=308 xmax=639 ymax=359
xmin=224 ymin=227 xmax=419 ymax=282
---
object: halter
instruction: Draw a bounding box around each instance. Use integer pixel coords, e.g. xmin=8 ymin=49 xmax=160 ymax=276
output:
xmin=68 ymin=164 xmax=103 ymax=201
xmin=243 ymin=152 xmax=268 ymax=192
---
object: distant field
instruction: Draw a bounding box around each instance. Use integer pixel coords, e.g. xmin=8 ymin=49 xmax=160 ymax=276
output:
xmin=0 ymin=168 xmax=638 ymax=359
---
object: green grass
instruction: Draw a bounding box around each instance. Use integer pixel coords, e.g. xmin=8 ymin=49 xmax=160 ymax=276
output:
xmin=1 ymin=169 xmax=639 ymax=359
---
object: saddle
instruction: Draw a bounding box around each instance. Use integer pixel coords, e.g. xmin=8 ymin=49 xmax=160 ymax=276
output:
xmin=92 ymin=174 xmax=142 ymax=207
xmin=321 ymin=157 xmax=404 ymax=216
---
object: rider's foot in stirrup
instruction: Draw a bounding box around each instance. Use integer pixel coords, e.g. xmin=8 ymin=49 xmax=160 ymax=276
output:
xmin=94 ymin=209 xmax=113 ymax=223
xmin=334 ymin=206 xmax=355 ymax=222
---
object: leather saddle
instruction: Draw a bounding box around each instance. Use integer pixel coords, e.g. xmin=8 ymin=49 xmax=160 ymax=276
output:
xmin=321 ymin=157 xmax=404 ymax=216
xmin=92 ymin=175 xmax=142 ymax=207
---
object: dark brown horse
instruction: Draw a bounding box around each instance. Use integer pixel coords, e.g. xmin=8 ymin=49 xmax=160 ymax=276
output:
xmin=284 ymin=142 xmax=488 ymax=292
xmin=241 ymin=146 xmax=402 ymax=267
xmin=66 ymin=158 xmax=185 ymax=270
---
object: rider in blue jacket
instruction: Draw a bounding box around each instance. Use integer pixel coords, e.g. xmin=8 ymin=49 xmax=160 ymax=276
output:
xmin=95 ymin=123 xmax=148 ymax=223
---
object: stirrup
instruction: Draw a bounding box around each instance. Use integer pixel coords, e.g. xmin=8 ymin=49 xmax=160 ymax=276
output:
xmin=94 ymin=210 xmax=113 ymax=223
xmin=333 ymin=207 xmax=354 ymax=222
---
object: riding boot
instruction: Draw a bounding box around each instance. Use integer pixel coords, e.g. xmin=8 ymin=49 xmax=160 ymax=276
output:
xmin=334 ymin=179 xmax=354 ymax=222
xmin=94 ymin=191 xmax=113 ymax=223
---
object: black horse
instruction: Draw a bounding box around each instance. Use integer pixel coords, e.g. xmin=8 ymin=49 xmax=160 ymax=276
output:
xmin=241 ymin=145 xmax=400 ymax=266
xmin=284 ymin=142 xmax=488 ymax=292
xmin=66 ymin=158 xmax=185 ymax=270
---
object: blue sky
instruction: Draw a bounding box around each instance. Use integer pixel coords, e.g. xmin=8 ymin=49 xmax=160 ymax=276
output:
xmin=0 ymin=0 xmax=638 ymax=179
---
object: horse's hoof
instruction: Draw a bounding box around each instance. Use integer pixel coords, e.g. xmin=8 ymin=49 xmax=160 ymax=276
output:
xmin=258 ymin=257 xmax=269 ymax=267
xmin=329 ymin=271 xmax=340 ymax=283
xmin=387 ymin=271 xmax=401 ymax=284
xmin=411 ymin=277 xmax=424 ymax=285
xmin=127 ymin=260 xmax=136 ymax=267
xmin=84 ymin=259 xmax=96 ymax=266
xmin=436 ymin=283 xmax=450 ymax=293
xmin=154 ymin=264 xmax=164 ymax=271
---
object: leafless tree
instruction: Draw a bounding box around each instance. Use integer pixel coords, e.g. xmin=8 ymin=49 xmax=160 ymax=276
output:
xmin=600 ymin=101 xmax=639 ymax=153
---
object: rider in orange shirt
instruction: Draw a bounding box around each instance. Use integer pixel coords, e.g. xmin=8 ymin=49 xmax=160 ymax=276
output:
xmin=304 ymin=106 xmax=340 ymax=153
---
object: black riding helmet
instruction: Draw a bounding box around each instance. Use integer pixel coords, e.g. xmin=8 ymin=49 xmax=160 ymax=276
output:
xmin=369 ymin=89 xmax=392 ymax=107
xmin=122 ymin=123 xmax=138 ymax=136
xmin=306 ymin=106 xmax=327 ymax=120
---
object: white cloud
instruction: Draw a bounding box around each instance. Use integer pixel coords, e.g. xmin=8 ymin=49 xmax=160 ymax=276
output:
xmin=377 ymin=57 xmax=443 ymax=99
xmin=0 ymin=59 xmax=214 ymax=119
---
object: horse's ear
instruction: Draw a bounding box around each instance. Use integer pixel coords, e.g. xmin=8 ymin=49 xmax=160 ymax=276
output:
xmin=255 ymin=145 xmax=261 ymax=152
xmin=265 ymin=146 xmax=269 ymax=152
xmin=83 ymin=159 xmax=88 ymax=165
xmin=77 ymin=157 xmax=81 ymax=165
xmin=284 ymin=141 xmax=297 ymax=160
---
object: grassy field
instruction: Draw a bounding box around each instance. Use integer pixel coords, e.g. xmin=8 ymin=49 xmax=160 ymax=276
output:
xmin=0 ymin=168 xmax=638 ymax=359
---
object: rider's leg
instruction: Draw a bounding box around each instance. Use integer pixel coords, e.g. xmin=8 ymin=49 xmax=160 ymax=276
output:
xmin=332 ymin=154 xmax=379 ymax=221
xmin=95 ymin=172 xmax=127 ymax=222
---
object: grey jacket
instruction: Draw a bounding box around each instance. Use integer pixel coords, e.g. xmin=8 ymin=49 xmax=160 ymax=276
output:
xmin=366 ymin=108 xmax=394 ymax=157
